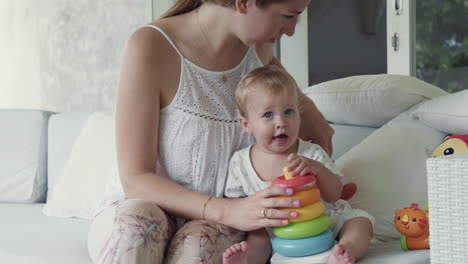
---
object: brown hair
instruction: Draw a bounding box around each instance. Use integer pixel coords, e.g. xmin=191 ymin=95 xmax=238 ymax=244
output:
xmin=161 ymin=0 xmax=287 ymax=18
xmin=235 ymin=65 xmax=300 ymax=117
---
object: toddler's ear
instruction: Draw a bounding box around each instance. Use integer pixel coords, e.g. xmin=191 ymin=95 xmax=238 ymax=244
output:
xmin=235 ymin=0 xmax=250 ymax=13
xmin=239 ymin=116 xmax=252 ymax=133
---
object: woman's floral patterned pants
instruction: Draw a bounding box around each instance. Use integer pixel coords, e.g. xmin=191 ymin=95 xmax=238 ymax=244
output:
xmin=88 ymin=199 xmax=245 ymax=264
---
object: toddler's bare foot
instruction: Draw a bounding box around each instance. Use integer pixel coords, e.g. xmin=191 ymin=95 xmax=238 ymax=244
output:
xmin=327 ymin=244 xmax=355 ymax=264
xmin=222 ymin=241 xmax=248 ymax=264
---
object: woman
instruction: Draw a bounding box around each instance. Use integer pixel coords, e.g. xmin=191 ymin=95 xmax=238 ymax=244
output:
xmin=87 ymin=0 xmax=334 ymax=263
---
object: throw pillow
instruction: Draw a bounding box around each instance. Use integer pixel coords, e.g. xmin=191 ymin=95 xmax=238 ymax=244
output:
xmin=335 ymin=103 xmax=446 ymax=241
xmin=0 ymin=110 xmax=49 ymax=203
xmin=412 ymin=90 xmax=468 ymax=135
xmin=303 ymin=74 xmax=447 ymax=127
xmin=43 ymin=111 xmax=117 ymax=219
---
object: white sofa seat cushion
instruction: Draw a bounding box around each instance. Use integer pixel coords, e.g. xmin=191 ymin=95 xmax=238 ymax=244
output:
xmin=271 ymin=240 xmax=429 ymax=263
xmin=0 ymin=203 xmax=91 ymax=264
xmin=360 ymin=240 xmax=429 ymax=263
xmin=0 ymin=110 xmax=50 ymax=203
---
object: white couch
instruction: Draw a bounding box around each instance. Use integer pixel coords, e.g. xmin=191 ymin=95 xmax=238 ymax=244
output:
xmin=0 ymin=111 xmax=425 ymax=264
xmin=4 ymin=74 xmax=463 ymax=264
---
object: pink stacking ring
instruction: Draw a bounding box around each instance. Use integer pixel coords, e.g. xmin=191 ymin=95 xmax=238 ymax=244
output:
xmin=272 ymin=174 xmax=316 ymax=188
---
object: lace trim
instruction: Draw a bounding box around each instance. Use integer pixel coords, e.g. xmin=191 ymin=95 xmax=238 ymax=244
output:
xmin=173 ymin=105 xmax=239 ymax=123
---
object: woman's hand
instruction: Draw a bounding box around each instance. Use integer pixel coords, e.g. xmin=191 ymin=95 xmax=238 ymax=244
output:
xmin=221 ymin=187 xmax=301 ymax=232
xmin=286 ymin=153 xmax=325 ymax=177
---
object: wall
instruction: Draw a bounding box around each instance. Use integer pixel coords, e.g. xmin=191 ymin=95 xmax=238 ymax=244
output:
xmin=0 ymin=0 xmax=41 ymax=109
xmin=1 ymin=0 xmax=388 ymax=110
xmin=0 ymin=0 xmax=151 ymax=112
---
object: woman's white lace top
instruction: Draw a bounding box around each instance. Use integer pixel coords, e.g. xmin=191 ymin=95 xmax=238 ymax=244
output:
xmin=147 ymin=25 xmax=262 ymax=197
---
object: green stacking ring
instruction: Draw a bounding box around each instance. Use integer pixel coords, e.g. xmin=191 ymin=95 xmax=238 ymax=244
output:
xmin=272 ymin=214 xmax=330 ymax=239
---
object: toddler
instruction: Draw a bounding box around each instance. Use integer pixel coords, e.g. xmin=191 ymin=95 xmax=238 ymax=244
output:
xmin=222 ymin=65 xmax=374 ymax=264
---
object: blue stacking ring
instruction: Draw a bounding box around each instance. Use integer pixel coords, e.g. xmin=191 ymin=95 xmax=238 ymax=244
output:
xmin=272 ymin=229 xmax=335 ymax=257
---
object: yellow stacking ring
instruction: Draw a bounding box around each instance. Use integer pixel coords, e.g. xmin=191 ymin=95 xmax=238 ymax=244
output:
xmin=276 ymin=187 xmax=320 ymax=207
xmin=272 ymin=214 xmax=330 ymax=239
xmin=280 ymin=200 xmax=325 ymax=223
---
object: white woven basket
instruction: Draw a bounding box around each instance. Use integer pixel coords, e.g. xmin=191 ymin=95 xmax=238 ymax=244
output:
xmin=427 ymin=152 xmax=468 ymax=264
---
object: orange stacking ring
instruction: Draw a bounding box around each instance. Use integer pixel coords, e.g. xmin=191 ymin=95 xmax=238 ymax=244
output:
xmin=280 ymin=200 xmax=325 ymax=223
xmin=272 ymin=174 xmax=316 ymax=188
xmin=276 ymin=186 xmax=320 ymax=207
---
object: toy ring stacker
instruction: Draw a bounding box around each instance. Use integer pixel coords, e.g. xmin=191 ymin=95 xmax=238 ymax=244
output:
xmin=275 ymin=186 xmax=320 ymax=207
xmin=272 ymin=214 xmax=330 ymax=239
xmin=279 ymin=200 xmax=325 ymax=223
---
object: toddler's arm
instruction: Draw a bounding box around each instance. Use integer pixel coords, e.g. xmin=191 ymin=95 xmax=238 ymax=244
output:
xmin=287 ymin=153 xmax=342 ymax=203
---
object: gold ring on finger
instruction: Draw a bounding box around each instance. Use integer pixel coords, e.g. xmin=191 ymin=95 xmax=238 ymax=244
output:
xmin=261 ymin=208 xmax=269 ymax=218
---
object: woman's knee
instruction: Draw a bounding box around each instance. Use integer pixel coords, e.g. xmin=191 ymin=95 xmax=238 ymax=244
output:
xmin=166 ymin=220 xmax=245 ymax=263
xmin=113 ymin=199 xmax=176 ymax=242
xmin=88 ymin=199 xmax=175 ymax=264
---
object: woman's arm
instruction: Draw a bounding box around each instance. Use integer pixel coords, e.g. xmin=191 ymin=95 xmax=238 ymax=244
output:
xmin=116 ymin=27 xmax=215 ymax=220
xmin=116 ymin=28 xmax=297 ymax=231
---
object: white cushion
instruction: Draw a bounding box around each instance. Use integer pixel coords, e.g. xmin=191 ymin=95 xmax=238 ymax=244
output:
xmin=270 ymin=240 xmax=429 ymax=264
xmin=0 ymin=110 xmax=49 ymax=203
xmin=43 ymin=112 xmax=118 ymax=219
xmin=0 ymin=203 xmax=91 ymax=264
xmin=47 ymin=112 xmax=91 ymax=198
xmin=412 ymin=90 xmax=468 ymax=135
xmin=2 ymin=205 xmax=427 ymax=264
xmin=303 ymin=74 xmax=447 ymax=127
xmin=335 ymin=103 xmax=446 ymax=241
xmin=330 ymin=124 xmax=377 ymax=160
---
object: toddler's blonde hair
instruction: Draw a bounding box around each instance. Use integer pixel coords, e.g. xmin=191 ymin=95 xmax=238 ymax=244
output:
xmin=235 ymin=65 xmax=301 ymax=117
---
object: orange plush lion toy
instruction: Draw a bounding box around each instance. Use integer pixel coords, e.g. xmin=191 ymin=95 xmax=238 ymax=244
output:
xmin=394 ymin=203 xmax=430 ymax=250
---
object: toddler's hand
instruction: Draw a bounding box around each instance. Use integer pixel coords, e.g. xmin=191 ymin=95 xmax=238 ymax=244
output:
xmin=287 ymin=153 xmax=324 ymax=177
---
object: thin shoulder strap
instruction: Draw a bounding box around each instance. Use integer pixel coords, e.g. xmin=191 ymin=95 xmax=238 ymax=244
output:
xmin=141 ymin=25 xmax=183 ymax=58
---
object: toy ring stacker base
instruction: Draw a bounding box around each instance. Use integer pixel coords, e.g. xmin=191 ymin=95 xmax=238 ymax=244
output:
xmin=272 ymin=229 xmax=335 ymax=257
xmin=276 ymin=187 xmax=320 ymax=207
xmin=272 ymin=175 xmax=316 ymax=188
xmin=280 ymin=200 xmax=325 ymax=223
xmin=272 ymin=214 xmax=330 ymax=239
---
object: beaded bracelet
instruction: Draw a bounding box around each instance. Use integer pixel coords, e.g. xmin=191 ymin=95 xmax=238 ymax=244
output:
xmin=202 ymin=196 xmax=213 ymax=220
